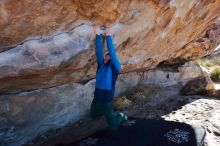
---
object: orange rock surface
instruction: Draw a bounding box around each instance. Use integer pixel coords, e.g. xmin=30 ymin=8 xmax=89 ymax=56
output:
xmin=0 ymin=0 xmax=219 ymax=93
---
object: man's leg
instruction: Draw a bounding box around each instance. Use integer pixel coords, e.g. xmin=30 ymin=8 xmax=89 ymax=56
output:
xmin=104 ymin=102 xmax=127 ymax=131
xmin=90 ymin=99 xmax=104 ymax=119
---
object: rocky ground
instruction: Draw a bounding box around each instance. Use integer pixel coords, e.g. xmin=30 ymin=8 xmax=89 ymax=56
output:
xmin=115 ymin=84 xmax=220 ymax=146
xmin=122 ymin=87 xmax=220 ymax=146
xmin=25 ymin=84 xmax=220 ymax=146
xmin=163 ymin=97 xmax=220 ymax=146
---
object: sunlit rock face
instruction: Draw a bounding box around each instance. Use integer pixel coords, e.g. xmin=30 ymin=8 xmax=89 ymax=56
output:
xmin=0 ymin=0 xmax=219 ymax=93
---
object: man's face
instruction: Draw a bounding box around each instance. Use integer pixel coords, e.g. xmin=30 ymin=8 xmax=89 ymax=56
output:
xmin=104 ymin=54 xmax=110 ymax=64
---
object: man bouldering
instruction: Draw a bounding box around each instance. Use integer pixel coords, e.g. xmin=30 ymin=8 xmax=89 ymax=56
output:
xmin=90 ymin=25 xmax=128 ymax=131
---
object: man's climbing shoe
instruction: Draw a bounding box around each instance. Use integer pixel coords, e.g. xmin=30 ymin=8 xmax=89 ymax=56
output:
xmin=119 ymin=113 xmax=128 ymax=121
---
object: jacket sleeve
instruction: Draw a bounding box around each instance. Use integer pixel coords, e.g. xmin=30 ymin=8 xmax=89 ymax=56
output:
xmin=106 ymin=35 xmax=121 ymax=71
xmin=95 ymin=35 xmax=104 ymax=66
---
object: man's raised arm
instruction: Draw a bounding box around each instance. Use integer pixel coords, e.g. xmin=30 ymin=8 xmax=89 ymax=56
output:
xmin=105 ymin=28 xmax=121 ymax=71
xmin=93 ymin=26 xmax=104 ymax=66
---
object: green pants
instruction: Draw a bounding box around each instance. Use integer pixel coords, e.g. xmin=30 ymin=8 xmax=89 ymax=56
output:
xmin=90 ymin=99 xmax=124 ymax=131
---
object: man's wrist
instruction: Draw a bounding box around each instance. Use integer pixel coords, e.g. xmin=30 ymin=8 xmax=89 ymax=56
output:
xmin=96 ymin=34 xmax=102 ymax=37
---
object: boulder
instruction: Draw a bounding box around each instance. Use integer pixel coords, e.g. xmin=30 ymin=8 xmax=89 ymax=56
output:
xmin=208 ymin=89 xmax=220 ymax=98
xmin=180 ymin=76 xmax=215 ymax=95
xmin=0 ymin=0 xmax=220 ymax=145
xmin=113 ymin=96 xmax=132 ymax=110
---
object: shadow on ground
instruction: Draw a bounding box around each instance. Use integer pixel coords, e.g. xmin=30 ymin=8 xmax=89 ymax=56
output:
xmin=68 ymin=117 xmax=205 ymax=146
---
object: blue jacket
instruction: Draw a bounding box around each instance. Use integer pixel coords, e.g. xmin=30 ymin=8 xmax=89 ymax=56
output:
xmin=94 ymin=35 xmax=121 ymax=102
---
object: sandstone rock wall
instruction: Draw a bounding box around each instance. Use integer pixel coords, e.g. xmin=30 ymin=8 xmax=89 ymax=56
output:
xmin=0 ymin=0 xmax=219 ymax=94
xmin=0 ymin=0 xmax=220 ymax=145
